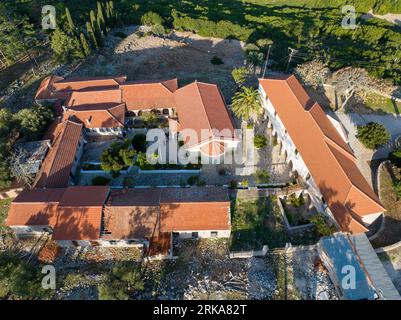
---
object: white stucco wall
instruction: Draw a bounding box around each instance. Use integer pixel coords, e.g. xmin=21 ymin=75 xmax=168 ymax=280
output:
xmin=174 ymin=229 xmax=231 ymax=239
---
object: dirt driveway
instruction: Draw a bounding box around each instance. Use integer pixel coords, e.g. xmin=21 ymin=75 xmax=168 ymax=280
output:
xmin=69 ymin=26 xmax=246 ymax=102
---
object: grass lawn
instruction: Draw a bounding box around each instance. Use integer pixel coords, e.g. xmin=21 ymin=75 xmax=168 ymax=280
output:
xmin=371 ymin=164 xmax=401 ymax=248
xmin=363 ymin=93 xmax=401 ymax=115
xmin=230 ymin=196 xmax=288 ymax=251
xmin=230 ymin=196 xmax=323 ymax=251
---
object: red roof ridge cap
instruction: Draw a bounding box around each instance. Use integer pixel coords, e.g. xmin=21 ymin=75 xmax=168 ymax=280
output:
xmin=323 ymin=135 xmax=357 ymax=161
xmin=346 ymin=184 xmax=386 ymax=213
xmin=45 ymin=121 xmax=82 ymax=187
xmin=192 ymin=81 xmax=213 ymax=132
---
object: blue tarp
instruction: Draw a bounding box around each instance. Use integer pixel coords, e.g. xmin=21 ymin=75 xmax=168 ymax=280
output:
xmin=319 ymin=233 xmax=376 ymax=300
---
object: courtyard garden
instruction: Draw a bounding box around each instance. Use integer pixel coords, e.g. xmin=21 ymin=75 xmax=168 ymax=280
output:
xmin=280 ymin=193 xmax=315 ymax=227
xmin=230 ymin=194 xmax=336 ymax=252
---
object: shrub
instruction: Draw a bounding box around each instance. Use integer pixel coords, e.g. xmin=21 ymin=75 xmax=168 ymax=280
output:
xmin=187 ymin=175 xmax=200 ymax=186
xmin=140 ymin=111 xmax=159 ymax=127
xmin=393 ymin=180 xmax=401 ymax=200
xmin=100 ymin=141 xmax=136 ymax=172
xmin=141 ymin=11 xmax=164 ymax=26
xmin=98 ymin=262 xmax=144 ymax=300
xmin=246 ymin=123 xmax=254 ymax=129
xmin=229 ymin=180 xmax=238 ymax=189
xmin=132 ymin=134 xmax=147 ymax=153
xmin=241 ymin=178 xmax=248 ymax=187
xmin=196 ymin=179 xmax=206 ymax=186
xmin=357 ymin=122 xmax=391 ymax=150
xmin=231 ymin=67 xmax=248 ymax=87
xmin=288 ymin=193 xmax=305 ymax=207
xmin=310 ymin=214 xmax=336 ymax=236
xmin=152 ymin=24 xmax=167 ymax=36
xmin=254 ymin=169 xmax=271 ymax=184
xmin=0 ymin=251 xmax=50 ymax=299
xmin=389 ymin=149 xmax=401 ymax=168
xmin=210 ymin=55 xmax=224 ymax=65
xmin=254 ymin=134 xmax=267 ymax=149
xmin=92 ymin=176 xmax=111 ymax=186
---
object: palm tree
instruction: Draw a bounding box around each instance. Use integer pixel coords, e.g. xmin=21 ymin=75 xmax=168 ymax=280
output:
xmin=231 ymin=87 xmax=263 ymax=122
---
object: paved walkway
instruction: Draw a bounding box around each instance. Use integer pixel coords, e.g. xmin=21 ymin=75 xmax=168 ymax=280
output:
xmin=335 ymin=111 xmax=401 ymax=188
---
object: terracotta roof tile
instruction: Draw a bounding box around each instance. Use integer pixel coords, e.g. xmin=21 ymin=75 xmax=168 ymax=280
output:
xmin=121 ymin=80 xmax=176 ymax=110
xmin=66 ymin=89 xmax=122 ymax=109
xmin=51 ymin=206 xmax=103 ymax=240
xmin=58 ymin=186 xmax=109 ymax=207
xmin=259 ymin=75 xmax=385 ymax=234
xmin=105 ymin=187 xmax=230 ymax=239
xmin=34 ymin=120 xmax=83 ymax=188
xmin=52 ymin=76 xmax=126 ymax=91
xmin=6 ymin=189 xmax=64 ymax=227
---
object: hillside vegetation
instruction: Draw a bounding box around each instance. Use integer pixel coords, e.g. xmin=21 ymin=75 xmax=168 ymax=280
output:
xmin=1 ymin=0 xmax=401 ymax=85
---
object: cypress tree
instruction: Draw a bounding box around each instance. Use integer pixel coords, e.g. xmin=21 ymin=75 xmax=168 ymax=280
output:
xmin=86 ymin=21 xmax=99 ymax=49
xmin=90 ymin=10 xmax=103 ymax=46
xmin=80 ymin=32 xmax=91 ymax=56
xmin=65 ymin=7 xmax=75 ymax=34
xmin=105 ymin=2 xmax=111 ymax=27
xmin=97 ymin=1 xmax=107 ymax=35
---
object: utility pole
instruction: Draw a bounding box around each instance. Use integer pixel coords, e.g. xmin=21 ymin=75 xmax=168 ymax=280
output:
xmin=262 ymin=45 xmax=272 ymax=78
xmin=286 ymin=47 xmax=298 ymax=73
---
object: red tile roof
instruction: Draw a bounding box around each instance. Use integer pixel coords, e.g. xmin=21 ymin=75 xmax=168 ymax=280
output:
xmin=174 ymin=82 xmax=236 ymax=146
xmin=7 ymin=187 xmax=109 ymax=241
xmin=51 ymin=206 xmax=103 ymax=240
xmin=36 ymin=75 xmax=239 ymax=159
xmin=58 ymin=186 xmax=109 ymax=207
xmin=105 ymin=187 xmax=230 ymax=239
xmin=64 ymin=103 xmax=126 ymax=128
xmin=121 ymin=79 xmax=177 ymax=110
xmin=34 ymin=120 xmax=83 ymax=188
xmin=259 ymin=75 xmax=385 ymax=234
xmin=52 ymin=76 xmax=126 ymax=91
xmin=6 ymin=189 xmax=65 ymax=227
xmin=160 ymin=202 xmax=230 ymax=231
xmin=66 ymin=89 xmax=122 ymax=109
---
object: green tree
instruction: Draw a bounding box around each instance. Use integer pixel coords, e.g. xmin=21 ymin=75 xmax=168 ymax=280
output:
xmin=253 ymin=169 xmax=270 ymax=184
xmin=231 ymin=67 xmax=248 ymax=87
xmin=253 ymin=134 xmax=267 ymax=149
xmin=86 ymin=21 xmax=99 ymax=49
xmin=0 ymin=251 xmax=50 ymax=299
xmin=65 ymin=7 xmax=75 ymax=34
xmin=389 ymin=149 xmax=401 ymax=168
xmin=231 ymin=87 xmax=262 ymax=122
xmin=15 ymin=105 xmax=53 ymax=141
xmin=246 ymin=50 xmax=264 ymax=74
xmin=100 ymin=141 xmax=136 ymax=172
xmin=51 ymin=28 xmax=84 ymax=62
xmin=79 ymin=32 xmax=91 ymax=56
xmin=97 ymin=1 xmax=107 ymax=36
xmin=98 ymin=262 xmax=144 ymax=300
xmin=357 ymin=122 xmax=391 ymax=150
xmin=141 ymin=11 xmax=164 ymax=26
xmin=90 ymin=10 xmax=103 ymax=46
